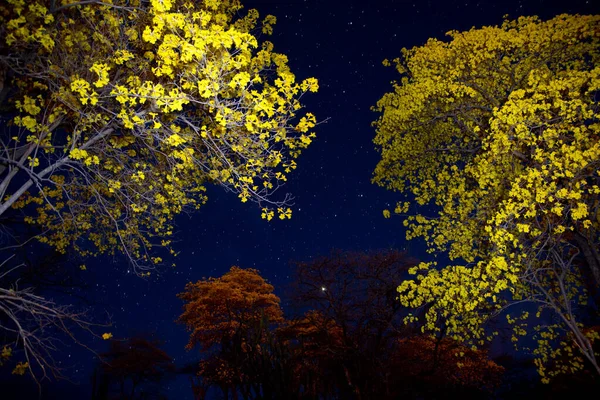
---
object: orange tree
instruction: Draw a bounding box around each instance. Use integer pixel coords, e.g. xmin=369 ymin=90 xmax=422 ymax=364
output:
xmin=0 ymin=0 xmax=319 ymax=272
xmin=178 ymin=266 xmax=284 ymax=350
xmin=177 ymin=266 xmax=286 ymax=399
xmin=373 ymin=14 xmax=600 ymax=380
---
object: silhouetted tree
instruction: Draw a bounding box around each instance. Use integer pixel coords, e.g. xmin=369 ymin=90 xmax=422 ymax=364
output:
xmin=92 ymin=336 xmax=174 ymax=400
xmin=289 ymin=249 xmax=416 ymax=399
xmin=391 ymin=335 xmax=504 ymax=397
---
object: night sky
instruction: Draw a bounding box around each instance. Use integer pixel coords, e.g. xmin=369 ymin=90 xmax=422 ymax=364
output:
xmin=4 ymin=0 xmax=600 ymax=398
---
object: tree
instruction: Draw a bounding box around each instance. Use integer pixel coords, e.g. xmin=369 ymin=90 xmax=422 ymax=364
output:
xmin=289 ymin=250 xmax=417 ymax=399
xmin=176 ymin=256 xmax=504 ymax=399
xmin=0 ymin=0 xmax=317 ymax=383
xmin=372 ymin=14 xmax=600 ymax=380
xmin=0 ymin=217 xmax=110 ymax=386
xmin=277 ymin=310 xmax=347 ymax=400
xmin=292 ymin=250 xmax=414 ymax=335
xmin=177 ymin=266 xmax=286 ymax=399
xmin=0 ymin=0 xmax=319 ymax=272
xmin=178 ymin=266 xmax=284 ymax=350
xmin=392 ymin=336 xmax=504 ymax=396
xmin=92 ymin=335 xmax=174 ymax=400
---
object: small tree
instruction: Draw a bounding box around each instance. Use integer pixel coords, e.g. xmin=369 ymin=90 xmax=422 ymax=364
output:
xmin=392 ymin=336 xmax=504 ymax=396
xmin=290 ymin=250 xmax=417 ymax=399
xmin=178 ymin=266 xmax=285 ymax=399
xmin=277 ymin=310 xmax=346 ymax=400
xmin=93 ymin=336 xmax=174 ymax=399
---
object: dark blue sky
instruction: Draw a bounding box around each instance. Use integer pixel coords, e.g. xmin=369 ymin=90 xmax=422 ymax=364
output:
xmin=4 ymin=0 xmax=600 ymax=398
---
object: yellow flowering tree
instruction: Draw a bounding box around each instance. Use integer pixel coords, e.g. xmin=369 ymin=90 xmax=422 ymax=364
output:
xmin=0 ymin=0 xmax=318 ymax=272
xmin=373 ymin=14 xmax=600 ymax=379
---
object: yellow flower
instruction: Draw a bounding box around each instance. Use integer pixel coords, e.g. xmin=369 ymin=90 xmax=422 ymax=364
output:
xmin=12 ymin=362 xmax=28 ymax=375
xmin=70 ymin=78 xmax=90 ymax=98
xmin=89 ymin=63 xmax=110 ymax=88
xmin=571 ymin=203 xmax=588 ymax=220
xmin=69 ymin=148 xmax=89 ymax=160
xmin=22 ymin=96 xmax=41 ymax=116
xmin=113 ymin=49 xmax=134 ymax=65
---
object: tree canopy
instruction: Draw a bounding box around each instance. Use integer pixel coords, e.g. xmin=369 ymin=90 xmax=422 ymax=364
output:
xmin=177 ymin=266 xmax=284 ymax=351
xmin=0 ymin=0 xmax=318 ymax=272
xmin=373 ymin=14 xmax=600 ymax=379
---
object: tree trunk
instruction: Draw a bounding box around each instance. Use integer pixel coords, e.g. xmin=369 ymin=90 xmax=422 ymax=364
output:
xmin=0 ymin=66 xmax=8 ymax=107
xmin=342 ymin=365 xmax=361 ymax=400
xmin=130 ymin=381 xmax=137 ymax=399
